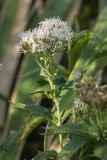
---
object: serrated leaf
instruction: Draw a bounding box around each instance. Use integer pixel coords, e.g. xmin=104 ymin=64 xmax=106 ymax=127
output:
xmin=12 ymin=103 xmax=52 ymax=121
xmin=0 ymin=131 xmax=18 ymax=153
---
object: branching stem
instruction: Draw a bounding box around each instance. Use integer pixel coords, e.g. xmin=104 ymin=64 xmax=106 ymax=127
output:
xmin=35 ymin=54 xmax=62 ymax=150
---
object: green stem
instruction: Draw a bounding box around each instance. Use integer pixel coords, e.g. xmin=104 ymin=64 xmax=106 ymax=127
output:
xmin=48 ymin=76 xmax=62 ymax=150
xmin=35 ymin=55 xmax=62 ymax=150
xmin=53 ymin=97 xmax=62 ymax=149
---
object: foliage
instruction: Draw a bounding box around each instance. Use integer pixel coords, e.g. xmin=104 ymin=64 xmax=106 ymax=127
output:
xmin=1 ymin=0 xmax=107 ymax=160
xmin=1 ymin=23 xmax=107 ymax=160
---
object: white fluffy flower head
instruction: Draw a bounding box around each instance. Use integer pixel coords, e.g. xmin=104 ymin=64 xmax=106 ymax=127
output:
xmin=18 ymin=17 xmax=72 ymax=54
xmin=38 ymin=17 xmax=72 ymax=41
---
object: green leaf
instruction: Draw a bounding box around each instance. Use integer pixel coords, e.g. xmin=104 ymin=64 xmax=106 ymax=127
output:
xmin=68 ymin=31 xmax=91 ymax=72
xmin=57 ymin=64 xmax=69 ymax=80
xmin=19 ymin=116 xmax=44 ymax=142
xmin=50 ymin=123 xmax=88 ymax=135
xmin=85 ymin=50 xmax=107 ymax=75
xmin=50 ymin=122 xmax=98 ymax=138
xmin=61 ymin=109 xmax=73 ymax=123
xmin=68 ymin=6 xmax=107 ymax=80
xmin=59 ymin=135 xmax=89 ymax=160
xmin=1 ymin=0 xmax=80 ymax=159
xmin=94 ymin=146 xmax=107 ymax=160
xmin=94 ymin=50 xmax=107 ymax=59
xmin=32 ymin=150 xmax=57 ymax=160
xmin=59 ymin=81 xmax=76 ymax=110
xmin=12 ymin=102 xmax=52 ymax=121
xmin=25 ymin=84 xmax=51 ymax=96
xmin=0 ymin=131 xmax=18 ymax=153
xmin=19 ymin=68 xmax=40 ymax=79
xmin=32 ymin=152 xmax=47 ymax=160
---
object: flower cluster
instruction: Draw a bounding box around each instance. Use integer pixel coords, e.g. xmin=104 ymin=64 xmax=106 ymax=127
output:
xmin=18 ymin=17 xmax=72 ymax=54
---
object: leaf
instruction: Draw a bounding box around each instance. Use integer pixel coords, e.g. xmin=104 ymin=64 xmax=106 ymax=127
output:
xmin=19 ymin=116 xmax=44 ymax=142
xmin=32 ymin=150 xmax=57 ymax=160
xmin=68 ymin=31 xmax=91 ymax=72
xmin=59 ymin=81 xmax=76 ymax=110
xmin=49 ymin=123 xmax=88 ymax=135
xmin=12 ymin=102 xmax=52 ymax=121
xmin=61 ymin=108 xmax=73 ymax=123
xmin=19 ymin=68 xmax=40 ymax=79
xmin=89 ymin=50 xmax=107 ymax=64
xmin=57 ymin=64 xmax=69 ymax=80
xmin=25 ymin=84 xmax=51 ymax=96
xmin=86 ymin=51 xmax=107 ymax=76
xmin=49 ymin=122 xmax=98 ymax=139
xmin=0 ymin=131 xmax=18 ymax=153
xmin=94 ymin=50 xmax=107 ymax=59
xmin=68 ymin=6 xmax=107 ymax=80
xmin=1 ymin=0 xmax=81 ymax=159
xmin=59 ymin=135 xmax=89 ymax=160
xmin=84 ymin=50 xmax=107 ymax=75
xmin=32 ymin=152 xmax=47 ymax=160
xmin=94 ymin=146 xmax=107 ymax=160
